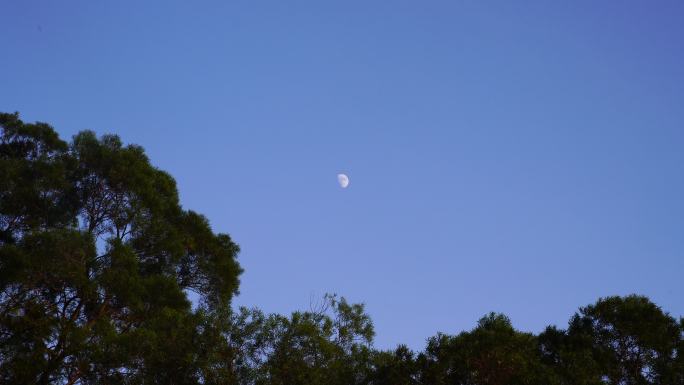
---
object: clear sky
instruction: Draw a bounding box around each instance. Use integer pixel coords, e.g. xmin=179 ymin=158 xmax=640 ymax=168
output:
xmin=2 ymin=0 xmax=683 ymax=350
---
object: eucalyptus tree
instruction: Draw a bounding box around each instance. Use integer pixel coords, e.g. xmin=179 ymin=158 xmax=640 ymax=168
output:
xmin=418 ymin=313 xmax=556 ymax=385
xmin=569 ymin=295 xmax=680 ymax=385
xmin=368 ymin=345 xmax=418 ymax=385
xmin=539 ymin=295 xmax=682 ymax=385
xmin=0 ymin=112 xmax=242 ymax=384
xmin=2 ymin=112 xmax=683 ymax=385
xmin=218 ymin=294 xmax=375 ymax=385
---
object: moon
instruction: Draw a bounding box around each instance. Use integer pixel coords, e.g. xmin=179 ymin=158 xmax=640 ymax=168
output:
xmin=337 ymin=173 xmax=350 ymax=188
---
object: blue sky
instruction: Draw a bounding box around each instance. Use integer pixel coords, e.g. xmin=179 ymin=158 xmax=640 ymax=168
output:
xmin=2 ymin=0 xmax=683 ymax=349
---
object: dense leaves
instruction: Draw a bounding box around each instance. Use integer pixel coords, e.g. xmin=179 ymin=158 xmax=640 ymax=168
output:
xmin=539 ymin=295 xmax=683 ymax=384
xmin=1 ymin=113 xmax=682 ymax=384
xmin=227 ymin=294 xmax=374 ymax=385
xmin=419 ymin=313 xmax=553 ymax=385
xmin=225 ymin=297 xmax=683 ymax=385
xmin=0 ymin=113 xmax=241 ymax=384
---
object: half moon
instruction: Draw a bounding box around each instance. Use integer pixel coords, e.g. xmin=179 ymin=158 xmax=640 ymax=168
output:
xmin=337 ymin=173 xmax=350 ymax=188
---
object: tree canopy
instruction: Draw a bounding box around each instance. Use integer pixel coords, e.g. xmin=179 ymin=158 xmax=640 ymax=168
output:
xmin=0 ymin=112 xmax=242 ymax=384
xmin=1 ymin=113 xmax=682 ymax=384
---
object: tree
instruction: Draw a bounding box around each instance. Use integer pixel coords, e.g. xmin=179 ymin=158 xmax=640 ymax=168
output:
xmin=368 ymin=345 xmax=418 ymax=385
xmin=676 ymin=317 xmax=684 ymax=384
xmin=419 ymin=313 xmax=555 ymax=385
xmin=0 ymin=112 xmax=242 ymax=384
xmin=2 ymin=112 xmax=683 ymax=385
xmin=538 ymin=325 xmax=603 ymax=385
xmin=564 ymin=295 xmax=681 ymax=385
xmin=224 ymin=294 xmax=374 ymax=385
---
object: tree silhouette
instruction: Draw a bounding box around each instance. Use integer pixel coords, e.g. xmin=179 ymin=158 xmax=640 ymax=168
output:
xmin=0 ymin=113 xmax=241 ymax=384
xmin=1 ymin=113 xmax=681 ymax=385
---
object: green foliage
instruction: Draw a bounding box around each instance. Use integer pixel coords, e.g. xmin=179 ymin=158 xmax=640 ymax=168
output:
xmin=419 ymin=313 xmax=554 ymax=385
xmin=539 ymin=295 xmax=682 ymax=385
xmin=569 ymin=295 xmax=680 ymax=384
xmin=0 ymin=113 xmax=242 ymax=384
xmin=225 ymin=294 xmax=374 ymax=385
xmin=369 ymin=345 xmax=418 ymax=385
xmin=1 ymin=113 xmax=682 ymax=384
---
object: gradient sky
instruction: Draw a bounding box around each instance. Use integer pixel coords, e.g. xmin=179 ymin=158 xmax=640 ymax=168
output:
xmin=2 ymin=1 xmax=683 ymax=350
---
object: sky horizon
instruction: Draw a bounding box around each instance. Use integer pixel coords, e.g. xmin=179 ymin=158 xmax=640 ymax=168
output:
xmin=2 ymin=0 xmax=683 ymax=350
